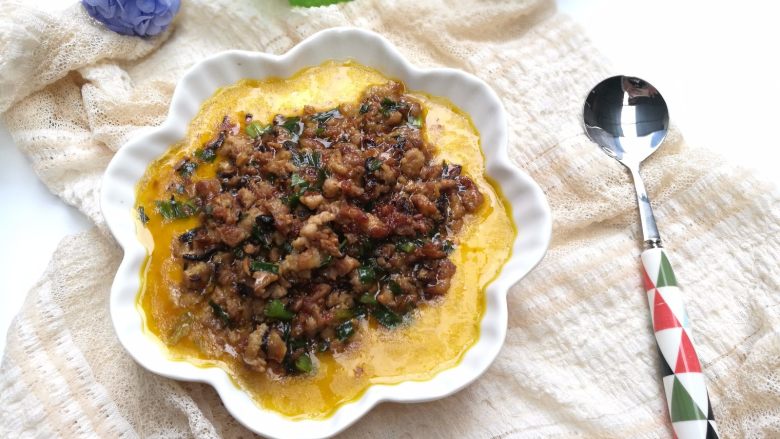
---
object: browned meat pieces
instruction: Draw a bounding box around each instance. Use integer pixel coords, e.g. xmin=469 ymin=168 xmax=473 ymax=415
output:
xmin=167 ymin=80 xmax=484 ymax=377
xmin=183 ymin=262 xmax=213 ymax=290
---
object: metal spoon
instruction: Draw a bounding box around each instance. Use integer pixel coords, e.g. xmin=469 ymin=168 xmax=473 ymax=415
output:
xmin=583 ymin=76 xmax=719 ymax=439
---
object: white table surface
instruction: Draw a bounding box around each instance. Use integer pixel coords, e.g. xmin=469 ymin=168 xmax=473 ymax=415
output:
xmin=1 ymin=0 xmax=778 ymax=358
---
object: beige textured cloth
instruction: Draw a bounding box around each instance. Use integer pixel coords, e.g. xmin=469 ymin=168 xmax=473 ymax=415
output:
xmin=2 ymin=0 xmax=779 ymax=437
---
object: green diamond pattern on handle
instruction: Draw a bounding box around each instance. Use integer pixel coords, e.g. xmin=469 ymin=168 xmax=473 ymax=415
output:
xmin=642 ymin=248 xmax=718 ymax=438
xmin=656 ymin=251 xmax=678 ymax=287
xmin=671 ymin=376 xmax=707 ymax=422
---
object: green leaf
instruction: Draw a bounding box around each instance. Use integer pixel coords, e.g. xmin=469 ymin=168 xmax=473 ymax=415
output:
xmin=289 ymin=0 xmax=353 ymax=7
xmin=357 ymin=266 xmax=376 ymax=284
xmin=246 ymin=121 xmax=270 ymax=139
xmin=138 ymin=206 xmax=149 ymax=225
xmin=373 ymin=305 xmax=402 ymax=328
xmin=294 ymin=353 xmax=313 ymax=373
xmin=195 ymin=147 xmax=217 ymax=163
xmin=209 ymin=300 xmax=231 ymax=327
xmin=336 ymin=321 xmax=355 ymax=341
xmin=249 ymin=260 xmax=279 ymax=274
xmin=264 ymin=299 xmax=294 ymax=320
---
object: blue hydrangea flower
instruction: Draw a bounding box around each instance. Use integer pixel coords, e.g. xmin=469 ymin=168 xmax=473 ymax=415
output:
xmin=82 ymin=0 xmax=181 ymax=37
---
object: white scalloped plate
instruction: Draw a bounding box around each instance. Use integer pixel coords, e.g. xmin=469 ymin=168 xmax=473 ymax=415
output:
xmin=101 ymin=27 xmax=551 ymax=439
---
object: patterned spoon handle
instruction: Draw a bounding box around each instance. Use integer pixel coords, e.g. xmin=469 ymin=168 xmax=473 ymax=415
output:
xmin=640 ymin=248 xmax=719 ymax=439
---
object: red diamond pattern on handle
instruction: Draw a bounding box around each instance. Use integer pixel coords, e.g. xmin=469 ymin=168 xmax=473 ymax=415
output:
xmin=641 ymin=248 xmax=718 ymax=439
xmin=653 ymin=288 xmax=683 ymax=331
xmin=675 ymin=331 xmax=702 ymax=374
xmin=642 ymin=266 xmax=656 ymax=291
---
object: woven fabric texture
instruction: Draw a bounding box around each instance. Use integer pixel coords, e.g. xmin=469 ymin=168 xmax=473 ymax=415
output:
xmin=1 ymin=0 xmax=779 ymax=437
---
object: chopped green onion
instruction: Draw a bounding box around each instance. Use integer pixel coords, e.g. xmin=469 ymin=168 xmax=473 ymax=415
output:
xmin=365 ymin=157 xmax=382 ymax=172
xmin=334 ymin=308 xmax=353 ymax=320
xmin=319 ymin=254 xmax=333 ymax=267
xmin=264 ymin=299 xmax=294 ymax=320
xmin=396 ymin=240 xmax=418 ymax=253
xmin=138 ymin=206 xmax=149 ymax=225
xmin=282 ymin=116 xmax=302 ymax=134
xmin=354 ymin=306 xmax=369 ymax=319
xmin=290 ymin=173 xmax=308 ymax=188
xmin=407 ymin=113 xmax=423 ymax=128
xmin=359 ymin=102 xmax=370 ymax=114
xmin=251 ymin=224 xmax=271 ymax=248
xmin=387 ymin=280 xmax=403 ymax=295
xmin=357 ymin=266 xmax=376 ymax=284
xmin=249 ymin=260 xmax=279 ymax=274
xmin=246 ymin=121 xmax=270 ymax=139
xmin=167 ymin=311 xmax=193 ymax=345
xmin=442 ymin=240 xmax=455 ymax=255
xmin=289 ymin=338 xmax=307 ymax=351
xmin=315 ymin=127 xmax=326 ymax=137
xmin=359 ymin=293 xmax=377 ymax=304
xmin=315 ymin=167 xmax=328 ymax=190
xmin=336 ymin=321 xmax=355 ymax=341
xmin=380 ymin=97 xmax=405 ymax=116
xmin=283 ymin=193 xmax=301 ymax=208
xmin=209 ymin=300 xmax=231 ymax=327
xmin=292 ymin=150 xmax=322 ymax=169
xmin=155 ymin=197 xmax=197 ymax=220
xmin=294 ymin=353 xmax=313 ymax=373
xmin=311 ymin=108 xmax=339 ymax=123
xmin=195 ymin=147 xmax=216 ymax=163
xmin=176 ymin=159 xmax=198 ymax=177
xmin=373 ymin=305 xmax=402 ymax=328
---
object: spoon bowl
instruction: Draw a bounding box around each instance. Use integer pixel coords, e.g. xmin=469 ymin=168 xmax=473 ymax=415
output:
xmin=583 ymin=75 xmax=669 ymax=167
